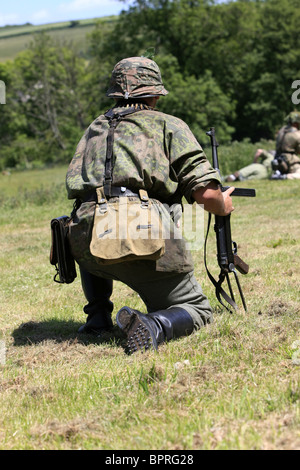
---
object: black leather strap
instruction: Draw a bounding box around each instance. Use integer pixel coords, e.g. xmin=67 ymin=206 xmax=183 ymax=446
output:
xmin=81 ymin=187 xmax=139 ymax=202
xmin=104 ymin=106 xmax=145 ymax=198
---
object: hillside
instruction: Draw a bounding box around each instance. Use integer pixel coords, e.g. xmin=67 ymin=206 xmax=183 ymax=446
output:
xmin=0 ymin=17 xmax=117 ymax=62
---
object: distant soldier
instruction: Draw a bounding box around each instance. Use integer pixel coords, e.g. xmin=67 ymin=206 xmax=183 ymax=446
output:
xmin=66 ymin=56 xmax=234 ymax=353
xmin=225 ymin=149 xmax=274 ymax=182
xmin=271 ymin=111 xmax=300 ymax=180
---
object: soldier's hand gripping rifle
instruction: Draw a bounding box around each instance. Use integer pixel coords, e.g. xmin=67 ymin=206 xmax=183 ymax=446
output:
xmin=204 ymin=127 xmax=256 ymax=312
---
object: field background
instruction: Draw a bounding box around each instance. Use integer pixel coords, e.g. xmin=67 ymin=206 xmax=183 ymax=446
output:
xmin=0 ymin=12 xmax=299 ymax=451
xmin=0 ymin=165 xmax=299 ymax=450
xmin=0 ymin=17 xmax=116 ymax=62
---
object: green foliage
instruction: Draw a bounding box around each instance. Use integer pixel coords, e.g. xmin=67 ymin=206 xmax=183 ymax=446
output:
xmin=156 ymin=55 xmax=235 ymax=142
xmin=0 ymin=0 xmax=300 ymax=170
xmin=0 ymin=33 xmax=88 ymax=169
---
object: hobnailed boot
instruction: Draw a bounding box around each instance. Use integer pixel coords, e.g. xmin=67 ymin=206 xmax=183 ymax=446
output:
xmin=78 ymin=268 xmax=114 ymax=334
xmin=116 ymin=306 xmax=194 ymax=354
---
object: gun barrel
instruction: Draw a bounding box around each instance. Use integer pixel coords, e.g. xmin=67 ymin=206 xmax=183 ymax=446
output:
xmin=206 ymin=127 xmax=220 ymax=170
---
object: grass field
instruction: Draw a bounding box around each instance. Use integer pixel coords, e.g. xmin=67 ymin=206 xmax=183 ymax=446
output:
xmin=0 ymin=166 xmax=299 ymax=450
xmin=0 ymin=17 xmax=116 ymax=62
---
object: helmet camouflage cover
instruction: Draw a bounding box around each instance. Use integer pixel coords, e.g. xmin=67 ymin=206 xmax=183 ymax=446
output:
xmin=106 ymin=56 xmax=168 ymax=99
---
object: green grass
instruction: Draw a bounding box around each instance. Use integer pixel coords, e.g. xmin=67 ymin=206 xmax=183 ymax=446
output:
xmin=0 ymin=17 xmax=116 ymax=62
xmin=0 ymin=18 xmax=102 ymax=37
xmin=0 ymin=167 xmax=299 ymax=450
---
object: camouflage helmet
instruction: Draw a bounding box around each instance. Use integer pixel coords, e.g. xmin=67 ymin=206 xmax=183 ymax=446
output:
xmin=285 ymin=111 xmax=300 ymax=124
xmin=106 ymin=56 xmax=168 ymax=99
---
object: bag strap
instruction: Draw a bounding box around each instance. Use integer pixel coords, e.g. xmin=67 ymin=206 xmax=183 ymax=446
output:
xmin=103 ymin=106 xmax=145 ymax=198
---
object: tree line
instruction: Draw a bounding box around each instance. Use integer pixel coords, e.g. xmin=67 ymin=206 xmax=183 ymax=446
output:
xmin=0 ymin=0 xmax=299 ymax=171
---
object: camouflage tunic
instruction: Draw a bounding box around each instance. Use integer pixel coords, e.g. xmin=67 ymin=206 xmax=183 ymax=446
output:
xmin=276 ymin=125 xmax=300 ymax=172
xmin=66 ymin=106 xmax=221 ymax=272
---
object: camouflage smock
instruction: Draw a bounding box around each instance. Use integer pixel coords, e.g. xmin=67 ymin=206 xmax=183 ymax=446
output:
xmin=66 ymin=105 xmax=221 ymax=272
xmin=276 ymin=125 xmax=300 ymax=172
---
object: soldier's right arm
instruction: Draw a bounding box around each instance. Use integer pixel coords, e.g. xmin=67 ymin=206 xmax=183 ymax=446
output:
xmin=193 ymin=182 xmax=235 ymax=216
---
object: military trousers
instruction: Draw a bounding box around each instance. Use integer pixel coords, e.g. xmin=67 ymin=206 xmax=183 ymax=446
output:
xmin=68 ymin=200 xmax=212 ymax=330
xmin=76 ymin=258 xmax=213 ymax=330
xmin=239 ymin=163 xmax=268 ymax=180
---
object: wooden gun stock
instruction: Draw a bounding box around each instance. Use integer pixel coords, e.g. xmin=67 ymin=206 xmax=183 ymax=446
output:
xmin=233 ymin=254 xmax=249 ymax=275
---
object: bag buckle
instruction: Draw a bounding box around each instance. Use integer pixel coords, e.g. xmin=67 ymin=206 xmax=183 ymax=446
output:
xmin=96 ymin=187 xmax=108 ymax=213
xmin=139 ymin=189 xmax=149 ymax=208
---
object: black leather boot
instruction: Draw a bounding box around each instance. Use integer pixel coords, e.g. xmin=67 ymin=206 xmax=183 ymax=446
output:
xmin=116 ymin=306 xmax=194 ymax=354
xmin=78 ymin=268 xmax=114 ymax=334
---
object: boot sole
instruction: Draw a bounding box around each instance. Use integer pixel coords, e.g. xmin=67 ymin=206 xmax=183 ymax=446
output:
xmin=116 ymin=307 xmax=158 ymax=354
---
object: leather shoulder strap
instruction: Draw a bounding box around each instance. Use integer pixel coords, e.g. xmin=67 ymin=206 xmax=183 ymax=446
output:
xmin=103 ymin=106 xmax=143 ymax=197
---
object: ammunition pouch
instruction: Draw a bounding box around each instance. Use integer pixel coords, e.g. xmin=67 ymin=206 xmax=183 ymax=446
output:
xmin=50 ymin=216 xmax=77 ymax=284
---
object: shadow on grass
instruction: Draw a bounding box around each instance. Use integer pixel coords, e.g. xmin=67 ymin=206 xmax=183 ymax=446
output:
xmin=12 ymin=319 xmax=125 ymax=348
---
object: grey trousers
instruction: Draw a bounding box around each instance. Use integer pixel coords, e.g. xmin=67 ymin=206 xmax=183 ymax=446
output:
xmin=77 ymin=259 xmax=213 ymax=330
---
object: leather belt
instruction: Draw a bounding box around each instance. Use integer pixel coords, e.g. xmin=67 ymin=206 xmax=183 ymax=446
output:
xmin=110 ymin=187 xmax=139 ymax=198
xmin=81 ymin=187 xmax=139 ymax=202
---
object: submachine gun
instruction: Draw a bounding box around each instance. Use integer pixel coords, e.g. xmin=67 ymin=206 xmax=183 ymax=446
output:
xmin=205 ymin=127 xmax=256 ymax=312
